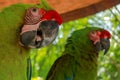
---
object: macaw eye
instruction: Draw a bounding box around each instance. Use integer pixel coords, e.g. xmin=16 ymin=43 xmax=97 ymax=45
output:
xmin=91 ymin=31 xmax=96 ymax=35
xmin=30 ymin=8 xmax=39 ymax=16
xmin=32 ymin=8 xmax=37 ymax=12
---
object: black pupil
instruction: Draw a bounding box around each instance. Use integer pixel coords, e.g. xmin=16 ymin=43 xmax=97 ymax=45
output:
xmin=32 ymin=8 xmax=37 ymax=12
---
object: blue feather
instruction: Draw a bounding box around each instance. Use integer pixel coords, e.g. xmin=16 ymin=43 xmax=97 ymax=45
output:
xmin=27 ymin=57 xmax=32 ymax=80
xmin=64 ymin=73 xmax=74 ymax=80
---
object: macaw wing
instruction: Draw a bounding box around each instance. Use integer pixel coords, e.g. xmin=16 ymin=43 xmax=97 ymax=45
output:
xmin=46 ymin=54 xmax=75 ymax=80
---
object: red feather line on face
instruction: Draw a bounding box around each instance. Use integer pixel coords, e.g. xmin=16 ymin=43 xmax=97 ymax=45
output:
xmin=100 ymin=30 xmax=111 ymax=39
xmin=24 ymin=8 xmax=47 ymax=25
xmin=89 ymin=30 xmax=111 ymax=45
xmin=89 ymin=31 xmax=101 ymax=44
xmin=25 ymin=8 xmax=39 ymax=24
xmin=41 ymin=10 xmax=63 ymax=25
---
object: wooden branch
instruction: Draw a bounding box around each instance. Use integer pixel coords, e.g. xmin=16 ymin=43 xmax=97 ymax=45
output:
xmin=59 ymin=0 xmax=120 ymax=22
xmin=0 ymin=0 xmax=120 ymax=23
xmin=47 ymin=0 xmax=120 ymax=22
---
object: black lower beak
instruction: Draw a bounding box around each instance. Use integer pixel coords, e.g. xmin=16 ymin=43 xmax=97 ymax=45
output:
xmin=20 ymin=29 xmax=44 ymax=48
xmin=20 ymin=31 xmax=38 ymax=48
xmin=95 ymin=38 xmax=110 ymax=55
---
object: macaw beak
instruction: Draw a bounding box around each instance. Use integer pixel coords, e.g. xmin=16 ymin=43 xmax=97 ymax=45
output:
xmin=100 ymin=38 xmax=110 ymax=55
xmin=20 ymin=21 xmax=59 ymax=48
xmin=95 ymin=38 xmax=110 ymax=55
xmin=20 ymin=30 xmax=43 ymax=48
xmin=38 ymin=21 xmax=59 ymax=48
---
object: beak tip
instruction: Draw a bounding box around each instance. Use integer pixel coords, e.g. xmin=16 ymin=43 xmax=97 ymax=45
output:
xmin=104 ymin=50 xmax=108 ymax=55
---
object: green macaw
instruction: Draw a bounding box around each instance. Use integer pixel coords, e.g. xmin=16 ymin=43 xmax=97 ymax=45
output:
xmin=46 ymin=27 xmax=111 ymax=80
xmin=0 ymin=0 xmax=62 ymax=80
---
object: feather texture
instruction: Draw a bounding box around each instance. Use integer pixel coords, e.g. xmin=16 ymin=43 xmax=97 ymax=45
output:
xmin=46 ymin=27 xmax=104 ymax=80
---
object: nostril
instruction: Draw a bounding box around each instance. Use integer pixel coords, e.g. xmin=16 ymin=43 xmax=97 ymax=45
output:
xmin=34 ymin=29 xmax=43 ymax=46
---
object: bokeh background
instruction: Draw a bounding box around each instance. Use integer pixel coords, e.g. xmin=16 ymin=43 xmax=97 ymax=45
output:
xmin=31 ymin=4 xmax=120 ymax=80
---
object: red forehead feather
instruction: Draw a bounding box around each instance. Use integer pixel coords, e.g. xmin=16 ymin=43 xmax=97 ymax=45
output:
xmin=41 ymin=10 xmax=62 ymax=25
xmin=100 ymin=30 xmax=111 ymax=39
xmin=39 ymin=8 xmax=47 ymax=15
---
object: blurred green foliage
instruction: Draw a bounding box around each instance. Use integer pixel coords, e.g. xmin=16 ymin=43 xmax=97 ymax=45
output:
xmin=31 ymin=5 xmax=120 ymax=80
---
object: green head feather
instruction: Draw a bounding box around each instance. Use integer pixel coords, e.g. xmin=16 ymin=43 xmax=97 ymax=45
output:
xmin=64 ymin=27 xmax=103 ymax=56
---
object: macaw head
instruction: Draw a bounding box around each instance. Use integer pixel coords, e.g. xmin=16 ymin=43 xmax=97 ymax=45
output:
xmin=19 ymin=7 xmax=62 ymax=48
xmin=89 ymin=29 xmax=111 ymax=54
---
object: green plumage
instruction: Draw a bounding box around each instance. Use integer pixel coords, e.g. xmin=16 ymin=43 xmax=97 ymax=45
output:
xmin=46 ymin=27 xmax=103 ymax=80
xmin=0 ymin=4 xmax=29 ymax=80
xmin=0 ymin=0 xmax=52 ymax=80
